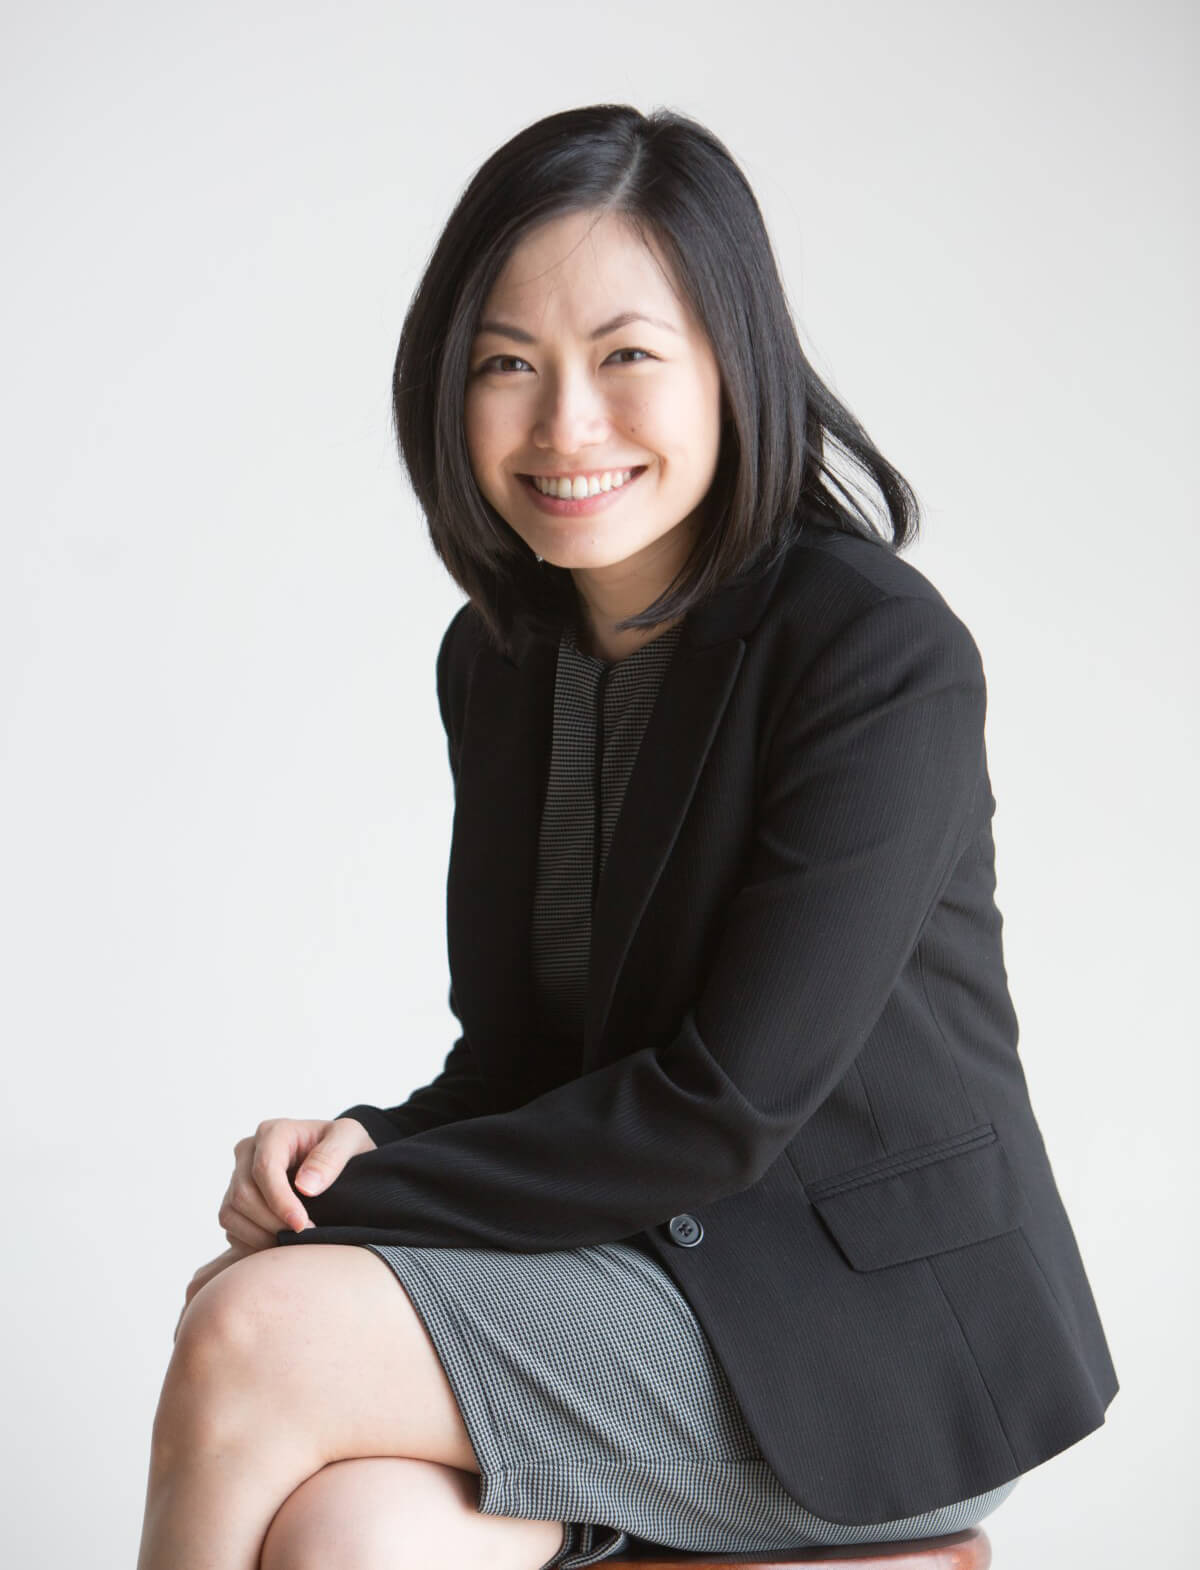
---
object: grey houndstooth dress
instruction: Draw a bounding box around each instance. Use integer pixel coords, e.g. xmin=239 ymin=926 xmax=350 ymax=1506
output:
xmin=360 ymin=617 xmax=1020 ymax=1569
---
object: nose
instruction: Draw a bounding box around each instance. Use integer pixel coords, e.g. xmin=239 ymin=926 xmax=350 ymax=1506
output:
xmin=531 ymin=364 xmax=611 ymax=457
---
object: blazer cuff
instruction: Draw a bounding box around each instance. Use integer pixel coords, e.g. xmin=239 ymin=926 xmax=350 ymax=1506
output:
xmin=335 ymin=1103 xmax=408 ymax=1149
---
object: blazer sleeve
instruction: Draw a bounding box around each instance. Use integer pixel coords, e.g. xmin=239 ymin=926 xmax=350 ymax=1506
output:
xmin=333 ymin=991 xmax=500 ymax=1149
xmin=277 ymin=591 xmax=988 ymax=1252
xmin=332 ymin=609 xmax=502 ymax=1150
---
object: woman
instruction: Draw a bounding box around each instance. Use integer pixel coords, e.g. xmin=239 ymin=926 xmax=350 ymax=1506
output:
xmin=139 ymin=105 xmax=1119 ymax=1570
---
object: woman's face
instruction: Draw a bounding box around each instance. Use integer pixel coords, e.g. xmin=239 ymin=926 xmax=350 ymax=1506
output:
xmin=463 ymin=209 xmax=724 ymax=590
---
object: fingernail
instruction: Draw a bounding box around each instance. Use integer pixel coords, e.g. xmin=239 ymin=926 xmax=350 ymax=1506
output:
xmin=298 ymin=1168 xmax=323 ymax=1193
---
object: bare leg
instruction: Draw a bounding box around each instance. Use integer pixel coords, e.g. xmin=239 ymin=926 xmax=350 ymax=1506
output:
xmin=136 ymin=1244 xmax=520 ymax=1570
xmin=137 ymin=1365 xmax=323 ymax=1570
xmin=259 ymin=1457 xmax=567 ymax=1570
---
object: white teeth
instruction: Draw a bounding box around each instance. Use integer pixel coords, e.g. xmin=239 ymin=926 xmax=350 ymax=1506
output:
xmin=531 ymin=468 xmax=635 ymax=499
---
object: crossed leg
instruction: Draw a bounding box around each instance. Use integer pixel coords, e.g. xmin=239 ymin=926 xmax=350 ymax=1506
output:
xmin=257 ymin=1454 xmax=565 ymax=1570
xmin=136 ymin=1243 xmax=567 ymax=1570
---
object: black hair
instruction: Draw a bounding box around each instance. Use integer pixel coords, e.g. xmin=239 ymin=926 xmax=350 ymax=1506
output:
xmin=392 ymin=103 xmax=921 ymax=659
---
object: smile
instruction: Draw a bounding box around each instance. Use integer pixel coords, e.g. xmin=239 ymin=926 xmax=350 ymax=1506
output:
xmin=528 ymin=468 xmax=639 ymax=499
xmin=519 ymin=465 xmax=648 ymax=516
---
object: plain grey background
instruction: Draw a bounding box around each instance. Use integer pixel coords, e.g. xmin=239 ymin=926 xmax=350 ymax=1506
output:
xmin=3 ymin=2 xmax=1196 ymax=1564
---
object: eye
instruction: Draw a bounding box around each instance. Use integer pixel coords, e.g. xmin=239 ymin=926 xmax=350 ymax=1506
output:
xmin=475 ymin=354 xmax=533 ymax=375
xmin=473 ymin=348 xmax=656 ymax=375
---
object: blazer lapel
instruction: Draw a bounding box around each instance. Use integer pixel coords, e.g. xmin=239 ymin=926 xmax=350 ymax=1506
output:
xmin=585 ymin=636 xmax=746 ymax=1066
xmin=446 ymin=539 xmax=793 ymax=1089
xmin=445 ymin=634 xmax=558 ymax=1094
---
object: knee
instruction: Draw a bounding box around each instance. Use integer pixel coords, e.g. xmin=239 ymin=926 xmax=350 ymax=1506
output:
xmin=259 ymin=1458 xmax=566 ymax=1570
xmin=259 ymin=1465 xmax=346 ymax=1570
xmin=155 ymin=1251 xmax=290 ymax=1442
xmin=169 ymin=1249 xmax=268 ymax=1375
xmin=172 ymin=1249 xmax=291 ymax=1372
xmin=259 ymin=1459 xmax=458 ymax=1570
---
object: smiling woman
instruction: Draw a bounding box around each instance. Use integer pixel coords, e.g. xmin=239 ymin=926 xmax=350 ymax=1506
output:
xmin=383 ymin=104 xmax=927 ymax=675
xmin=141 ymin=102 xmax=1117 ymax=1570
xmin=461 ymin=208 xmax=726 ymax=662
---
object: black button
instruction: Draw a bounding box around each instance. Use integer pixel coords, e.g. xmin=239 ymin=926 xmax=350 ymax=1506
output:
xmin=667 ymin=1213 xmax=704 ymax=1247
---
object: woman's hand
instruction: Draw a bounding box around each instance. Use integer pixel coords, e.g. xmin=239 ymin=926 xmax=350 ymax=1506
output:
xmin=219 ymin=1116 xmax=379 ymax=1252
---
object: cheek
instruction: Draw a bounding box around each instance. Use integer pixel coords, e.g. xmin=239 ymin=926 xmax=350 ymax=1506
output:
xmin=464 ymin=396 xmax=518 ymax=477
xmin=462 ymin=398 xmax=486 ymax=468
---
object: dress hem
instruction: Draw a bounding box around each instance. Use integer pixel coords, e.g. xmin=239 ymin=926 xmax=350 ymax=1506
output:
xmin=358 ymin=1240 xmax=1019 ymax=1568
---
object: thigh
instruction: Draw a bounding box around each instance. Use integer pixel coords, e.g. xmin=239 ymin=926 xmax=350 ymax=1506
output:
xmin=175 ymin=1242 xmax=478 ymax=1472
xmin=260 ymin=1457 xmax=567 ymax=1570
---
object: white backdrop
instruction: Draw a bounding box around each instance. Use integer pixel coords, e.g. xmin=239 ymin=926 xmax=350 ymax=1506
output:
xmin=3 ymin=2 xmax=1195 ymax=1565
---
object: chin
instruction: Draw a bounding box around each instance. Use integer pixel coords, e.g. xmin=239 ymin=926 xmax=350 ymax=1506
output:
xmin=546 ymin=535 xmax=655 ymax=571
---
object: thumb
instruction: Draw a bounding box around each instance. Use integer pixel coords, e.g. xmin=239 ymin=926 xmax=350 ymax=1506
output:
xmin=294 ymin=1142 xmax=339 ymax=1197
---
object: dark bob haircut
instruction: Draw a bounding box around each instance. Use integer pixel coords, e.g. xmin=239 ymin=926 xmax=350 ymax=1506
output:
xmin=392 ymin=103 xmax=922 ymax=660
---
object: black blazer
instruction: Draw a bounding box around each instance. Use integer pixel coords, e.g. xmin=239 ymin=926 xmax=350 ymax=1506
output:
xmin=276 ymin=519 xmax=1119 ymax=1524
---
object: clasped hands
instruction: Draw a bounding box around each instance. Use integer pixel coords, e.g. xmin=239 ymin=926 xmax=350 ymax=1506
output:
xmin=174 ymin=1115 xmax=378 ymax=1342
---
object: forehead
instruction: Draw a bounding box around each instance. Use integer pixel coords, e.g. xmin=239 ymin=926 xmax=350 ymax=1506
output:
xmin=478 ymin=209 xmax=684 ymax=326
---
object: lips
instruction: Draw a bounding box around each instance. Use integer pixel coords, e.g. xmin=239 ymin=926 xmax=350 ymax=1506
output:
xmin=518 ymin=464 xmax=649 ymax=515
xmin=519 ymin=465 xmax=647 ymax=482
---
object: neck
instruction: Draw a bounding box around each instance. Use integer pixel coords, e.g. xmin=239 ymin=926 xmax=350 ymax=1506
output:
xmin=568 ymin=520 xmax=699 ymax=662
xmin=573 ymin=609 xmax=685 ymax=663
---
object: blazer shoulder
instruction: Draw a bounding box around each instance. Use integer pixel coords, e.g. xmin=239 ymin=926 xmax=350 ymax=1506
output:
xmin=437 ymin=599 xmax=485 ymax=675
xmin=770 ymin=525 xmax=983 ymax=666
xmin=785 ymin=523 xmax=956 ymax=609
xmin=435 ymin=601 xmax=489 ymax=769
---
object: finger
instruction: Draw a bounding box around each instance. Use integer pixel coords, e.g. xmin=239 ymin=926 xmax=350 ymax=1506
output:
xmin=251 ymin=1125 xmax=316 ymax=1232
xmin=225 ymin=1138 xmax=295 ymax=1238
xmin=233 ymin=1130 xmax=311 ymax=1233
xmin=221 ymin=1211 xmax=279 ymax=1250
xmin=291 ymin=1132 xmax=348 ymax=1198
xmin=220 ymin=1169 xmax=296 ymax=1243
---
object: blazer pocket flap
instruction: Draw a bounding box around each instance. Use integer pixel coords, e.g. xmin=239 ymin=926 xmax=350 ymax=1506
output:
xmin=804 ymin=1123 xmax=1030 ymax=1272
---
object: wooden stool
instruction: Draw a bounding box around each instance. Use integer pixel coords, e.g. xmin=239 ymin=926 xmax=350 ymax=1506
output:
xmin=604 ymin=1526 xmax=991 ymax=1568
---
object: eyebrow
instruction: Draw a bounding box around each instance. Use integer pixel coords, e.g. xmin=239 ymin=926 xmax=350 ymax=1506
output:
xmin=473 ymin=310 xmax=680 ymax=344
